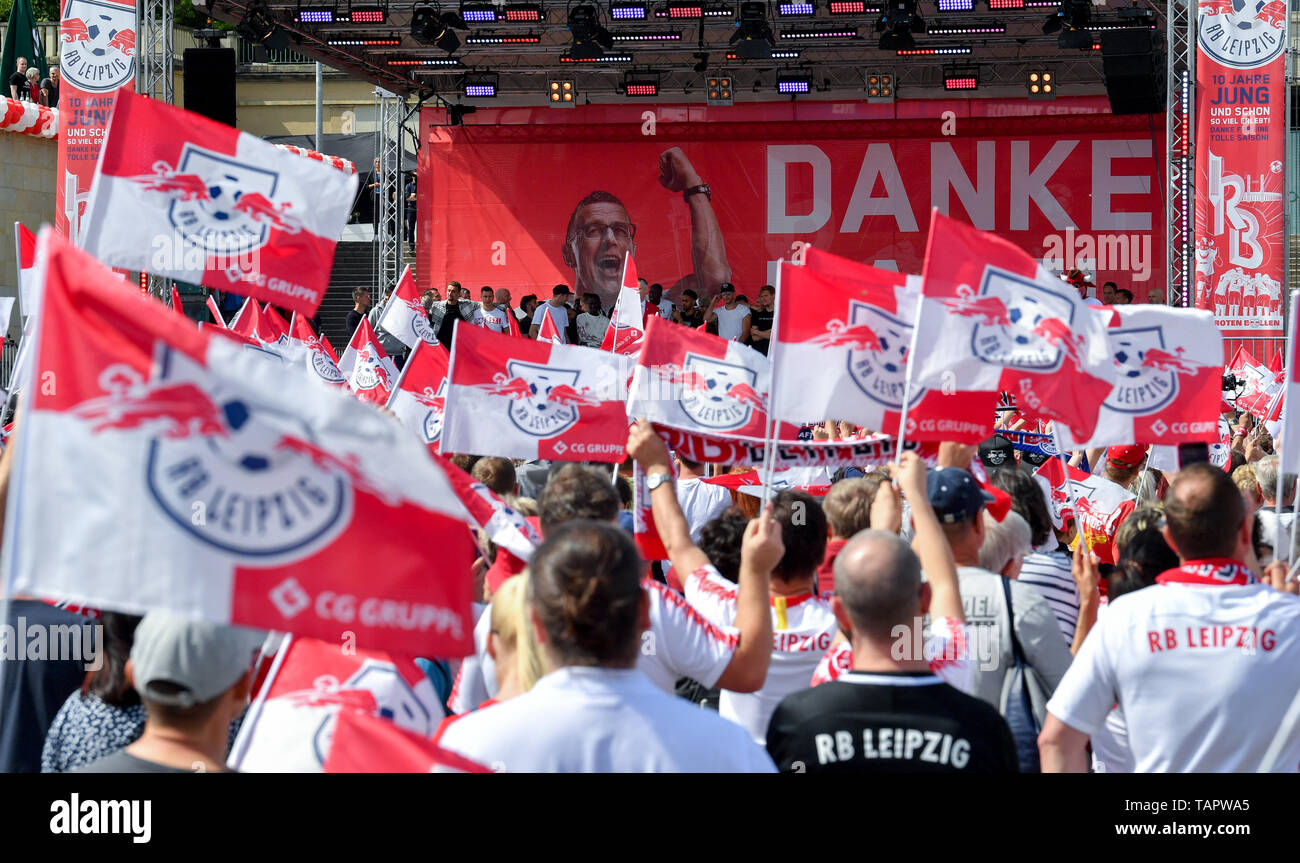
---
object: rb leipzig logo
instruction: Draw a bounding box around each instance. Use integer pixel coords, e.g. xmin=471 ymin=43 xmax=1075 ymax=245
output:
xmin=60 ymin=0 xmax=136 ymax=93
xmin=1105 ymin=326 xmax=1191 ymax=415
xmin=1197 ymin=0 xmax=1286 ymax=70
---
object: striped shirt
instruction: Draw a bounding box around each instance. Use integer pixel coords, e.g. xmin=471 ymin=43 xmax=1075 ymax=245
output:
xmin=1017 ymin=551 xmax=1078 ymax=644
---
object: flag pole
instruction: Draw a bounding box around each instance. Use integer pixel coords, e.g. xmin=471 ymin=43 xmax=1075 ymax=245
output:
xmin=1276 ymin=292 xmax=1297 ymax=536
xmin=11 ymin=223 xmax=24 ymax=323
xmin=893 ymin=290 xmax=926 ymax=466
xmin=761 ymin=262 xmax=785 ymax=506
xmin=1053 ymin=428 xmax=1085 ymax=553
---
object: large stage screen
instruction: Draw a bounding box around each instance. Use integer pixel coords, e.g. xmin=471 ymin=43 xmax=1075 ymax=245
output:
xmin=418 ymin=97 xmax=1165 ymax=312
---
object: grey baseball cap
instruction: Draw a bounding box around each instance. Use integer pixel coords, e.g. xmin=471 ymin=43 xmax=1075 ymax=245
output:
xmin=131 ymin=612 xmax=265 ymax=708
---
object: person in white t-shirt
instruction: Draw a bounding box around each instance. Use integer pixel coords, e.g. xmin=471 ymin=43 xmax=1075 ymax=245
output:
xmin=436 ymin=521 xmax=779 ymax=772
xmin=1040 ymin=462 xmax=1300 ymax=772
xmin=706 ymin=283 xmax=751 ymax=343
xmin=648 ymin=283 xmax=674 ymax=319
xmin=1253 ymin=454 xmax=1295 ymax=564
xmin=446 ymin=462 xmax=776 ymax=713
xmin=675 ymin=457 xmax=731 ymax=543
xmin=476 ymin=286 xmax=510 ymax=333
xmin=529 ymin=285 xmax=572 ymax=342
xmin=576 ymin=292 xmax=610 ymax=347
xmin=630 ymin=420 xmax=836 ymax=745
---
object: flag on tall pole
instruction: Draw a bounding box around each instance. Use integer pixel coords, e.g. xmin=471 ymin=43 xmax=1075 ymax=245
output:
xmin=600 ymin=251 xmax=645 ymax=355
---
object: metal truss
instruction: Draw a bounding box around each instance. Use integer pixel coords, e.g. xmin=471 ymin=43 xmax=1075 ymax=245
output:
xmin=137 ymin=0 xmax=174 ymax=300
xmin=1164 ymin=0 xmax=1192 ymax=308
xmin=375 ymin=88 xmax=405 ymax=297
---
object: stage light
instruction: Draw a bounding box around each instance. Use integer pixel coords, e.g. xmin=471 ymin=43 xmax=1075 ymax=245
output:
xmin=464 ymin=71 xmax=499 ymax=96
xmin=935 ymin=0 xmax=972 ymax=10
xmin=295 ymin=6 xmax=334 ymax=23
xmin=613 ymin=30 xmax=682 ymax=39
xmin=622 ymin=71 xmax=660 ymax=96
xmin=730 ymin=1 xmax=775 ymax=58
xmin=866 ymin=70 xmax=893 ymax=101
xmin=1044 ymin=0 xmax=1088 ymax=34
xmin=347 ymin=3 xmax=387 ymax=22
xmin=927 ymin=24 xmax=1002 ymax=33
xmin=876 ymin=0 xmax=924 ymax=51
xmin=666 ymin=1 xmax=703 ymax=17
xmin=387 ymin=56 xmax=461 ymax=64
xmin=559 ymin=52 xmax=633 ymax=61
xmin=611 ymin=1 xmax=648 ymax=17
xmin=1027 ymin=67 xmax=1055 ymax=98
xmin=569 ymin=4 xmax=615 ymax=58
xmin=329 ymin=35 xmax=402 ymax=44
xmin=778 ymin=2 xmax=816 ymax=16
xmin=777 ymin=73 xmax=811 ymax=93
xmin=829 ymin=0 xmax=872 ymax=12
xmin=548 ymin=78 xmax=576 ymax=105
xmin=466 ymin=32 xmax=542 ymax=41
xmin=411 ymin=4 xmax=464 ymax=52
xmin=726 ymin=49 xmax=799 ymax=58
xmin=781 ymin=28 xmax=857 ymax=38
xmin=460 ymin=2 xmax=498 ymax=21
xmin=943 ymin=65 xmax=977 ymax=90
xmin=702 ymin=3 xmax=733 ymax=14
xmin=503 ymin=3 xmax=544 ymax=19
xmin=986 ymin=0 xmax=1022 ymax=7
xmin=237 ymin=1 xmax=291 ymax=51
xmin=706 ymin=74 xmax=733 ymax=104
xmin=895 ymin=45 xmax=968 ymax=54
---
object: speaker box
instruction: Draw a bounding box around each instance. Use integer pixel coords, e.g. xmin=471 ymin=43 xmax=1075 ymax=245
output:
xmin=1100 ymin=30 xmax=1164 ymax=115
xmin=183 ymin=48 xmax=237 ymax=127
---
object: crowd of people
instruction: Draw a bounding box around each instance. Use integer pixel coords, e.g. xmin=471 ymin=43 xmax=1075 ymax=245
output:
xmin=6 ymin=56 xmax=58 ymax=108
xmin=5 ymin=387 xmax=1298 ymax=772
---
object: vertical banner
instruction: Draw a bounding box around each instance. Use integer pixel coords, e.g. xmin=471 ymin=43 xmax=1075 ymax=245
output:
xmin=55 ymin=0 xmax=137 ymax=241
xmin=1193 ymin=0 xmax=1287 ymax=356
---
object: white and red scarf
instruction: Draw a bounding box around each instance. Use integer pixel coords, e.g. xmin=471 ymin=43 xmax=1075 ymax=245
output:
xmin=1155 ymin=558 xmax=1257 ymax=587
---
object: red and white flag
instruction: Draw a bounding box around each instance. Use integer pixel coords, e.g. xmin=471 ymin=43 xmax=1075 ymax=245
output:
xmin=8 ymin=229 xmax=476 ymax=656
xmin=1055 ymin=306 xmax=1223 ymax=449
xmin=262 ymin=304 xmax=290 ymax=340
xmin=286 ymin=311 xmax=346 ymax=387
xmin=1033 ymin=457 xmax=1136 ymax=565
xmin=773 ymin=248 xmax=989 ymax=439
xmin=387 ymin=339 xmax=451 ymax=451
xmin=229 ymin=295 xmax=289 ymax=347
xmin=339 ymin=317 xmax=399 ymax=405
xmin=378 ymin=265 xmax=437 ymax=350
xmin=205 ymin=293 xmax=227 ymax=327
xmin=229 ymin=635 xmax=450 ymax=773
xmin=443 ymin=323 xmax=627 ymax=462
xmin=79 ymin=90 xmax=358 ymax=316
xmin=324 ymin=709 xmax=490 ymax=773
xmin=628 ymin=314 xmax=800 ymax=443
xmin=600 ymin=251 xmax=646 ymax=355
xmin=911 ymin=212 xmax=1117 ymax=442
xmin=14 ymin=222 xmax=37 ymax=318
xmin=632 ymin=461 xmax=670 ymax=562
xmin=537 ymin=303 xmax=565 ymax=345
xmin=438 ymin=455 xmax=541 ymax=563
xmin=169 ymin=284 xmax=185 ymax=317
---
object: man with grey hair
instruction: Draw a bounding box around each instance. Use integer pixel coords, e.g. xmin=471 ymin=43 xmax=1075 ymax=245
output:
xmin=1254 ymin=454 xmax=1295 ymax=564
xmin=976 ymin=509 xmax=1033 ymax=579
xmin=764 ymin=454 xmax=1018 ymax=773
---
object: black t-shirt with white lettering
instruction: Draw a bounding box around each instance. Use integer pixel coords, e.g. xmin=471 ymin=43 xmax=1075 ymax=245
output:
xmin=9 ymin=72 xmax=30 ymax=101
xmin=765 ymin=671 xmax=1019 ymax=773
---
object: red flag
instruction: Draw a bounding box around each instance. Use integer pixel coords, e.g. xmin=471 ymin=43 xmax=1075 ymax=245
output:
xmin=504 ymin=303 xmax=521 ymax=338
xmin=324 ymin=709 xmax=492 ymax=773
xmin=911 ymin=212 xmax=1118 ymax=443
xmin=79 ymin=90 xmax=358 ymax=315
xmin=10 ymin=229 xmax=477 ymax=656
xmin=600 ymin=251 xmax=646 ymax=354
xmin=633 ymin=462 xmax=670 ymax=562
xmin=1033 ymin=457 xmax=1136 ymax=565
xmin=339 ymin=317 xmax=399 ymax=404
xmin=436 ymin=455 xmax=541 ymax=562
xmin=15 ymin=222 xmax=37 ymax=315
xmin=378 ymin=265 xmax=437 ymax=349
xmin=286 ymin=311 xmax=346 ymax=387
xmin=170 ymin=284 xmax=185 ymax=317
xmin=230 ymin=296 xmax=287 ymax=346
xmin=205 ymin=293 xmax=227 ymax=327
xmin=537 ymin=304 xmax=564 ymax=345
xmin=387 ymin=339 xmax=451 ymax=451
xmin=262 ymin=303 xmax=290 ymax=341
xmin=443 ymin=324 xmax=627 ymax=462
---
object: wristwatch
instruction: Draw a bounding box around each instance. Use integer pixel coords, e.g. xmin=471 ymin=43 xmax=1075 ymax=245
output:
xmin=646 ymin=472 xmax=674 ymax=492
xmin=683 ymin=184 xmax=711 ymax=202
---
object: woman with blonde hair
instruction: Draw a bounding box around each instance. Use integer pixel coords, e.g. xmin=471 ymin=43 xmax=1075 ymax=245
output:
xmin=487 ymin=574 xmax=545 ymax=702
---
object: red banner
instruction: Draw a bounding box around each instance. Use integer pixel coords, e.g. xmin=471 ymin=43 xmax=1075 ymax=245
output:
xmin=56 ymin=0 xmax=137 ymax=240
xmin=419 ymin=97 xmax=1165 ymax=312
xmin=1193 ymin=0 xmax=1287 ymax=349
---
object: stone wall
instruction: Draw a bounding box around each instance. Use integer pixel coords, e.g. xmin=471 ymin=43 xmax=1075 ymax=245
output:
xmin=0 ymin=132 xmax=56 ymax=340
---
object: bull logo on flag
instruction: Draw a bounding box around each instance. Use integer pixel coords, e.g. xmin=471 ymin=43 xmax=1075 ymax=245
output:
xmin=60 ymin=0 xmax=137 ymax=93
xmin=948 ymin=270 xmax=1081 ymax=374
xmin=1106 ymin=326 xmax=1185 ymax=415
xmin=352 ymin=345 xmax=393 ymax=393
xmin=825 ymin=302 xmax=925 ymax=410
xmin=1197 ymin=0 xmax=1286 ymax=69
xmin=74 ymin=357 xmax=352 ymax=558
xmin=306 ymin=342 xmax=345 ymax=384
xmin=305 ymin=661 xmax=439 ymax=764
xmin=412 ymin=379 xmax=449 ymax=443
xmin=678 ymin=354 xmax=764 ymax=431
xmin=484 ymin=361 xmax=590 ymax=438
xmin=132 ymin=145 xmax=301 ymax=260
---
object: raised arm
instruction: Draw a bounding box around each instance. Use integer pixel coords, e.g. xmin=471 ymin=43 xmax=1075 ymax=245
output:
xmin=895 ymin=452 xmax=963 ymax=623
xmin=659 ymin=148 xmax=731 ymax=295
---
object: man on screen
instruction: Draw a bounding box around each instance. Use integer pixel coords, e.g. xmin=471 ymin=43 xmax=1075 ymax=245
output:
xmin=561 ymin=147 xmax=731 ymax=310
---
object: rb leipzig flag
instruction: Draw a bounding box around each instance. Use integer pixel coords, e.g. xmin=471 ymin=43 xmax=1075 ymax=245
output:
xmin=600 ymin=251 xmax=646 ymax=355
xmin=628 ymin=314 xmax=800 ymax=442
xmin=387 ymin=339 xmax=451 ymax=452
xmin=229 ymin=634 xmax=449 ymax=773
xmin=325 ymin=710 xmax=490 ymax=773
xmin=443 ymin=323 xmax=627 ymax=462
xmin=339 ymin=317 xmax=399 ymax=405
xmin=7 ymin=229 xmax=476 ymax=657
xmin=170 ymin=284 xmax=185 ymax=317
xmin=230 ymin=295 xmax=290 ymax=348
xmin=379 ymin=265 xmax=438 ymax=350
xmin=1033 ymin=457 xmax=1136 ymax=565
xmin=538 ymin=304 xmax=565 ymax=345
xmin=285 ymin=311 xmax=346 ymax=387
xmin=14 ymin=222 xmax=37 ymax=317
xmin=773 ymin=248 xmax=989 ymax=439
xmin=911 ymin=212 xmax=1117 ymax=442
xmin=79 ymin=89 xmax=358 ymax=316
xmin=1056 ymin=306 xmax=1223 ymax=448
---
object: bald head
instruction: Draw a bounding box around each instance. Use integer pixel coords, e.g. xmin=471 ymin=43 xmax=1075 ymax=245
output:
xmin=1165 ymin=462 xmax=1245 ymax=560
xmin=833 ymin=530 xmax=923 ymax=640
